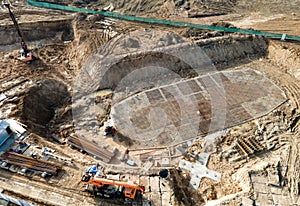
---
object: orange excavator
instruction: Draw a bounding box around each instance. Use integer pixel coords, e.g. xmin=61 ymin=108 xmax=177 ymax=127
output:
xmin=4 ymin=3 xmax=34 ymax=62
xmin=81 ymin=165 xmax=145 ymax=203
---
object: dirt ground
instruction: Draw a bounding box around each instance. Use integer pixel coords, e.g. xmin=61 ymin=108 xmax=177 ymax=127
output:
xmin=0 ymin=0 xmax=299 ymax=206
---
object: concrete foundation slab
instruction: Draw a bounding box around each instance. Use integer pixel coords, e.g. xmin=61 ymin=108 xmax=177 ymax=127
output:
xmin=111 ymin=68 xmax=287 ymax=149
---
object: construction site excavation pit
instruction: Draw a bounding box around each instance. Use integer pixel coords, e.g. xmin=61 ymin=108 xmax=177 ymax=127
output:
xmin=1 ymin=1 xmax=300 ymax=206
xmin=21 ymin=79 xmax=71 ymax=136
xmin=70 ymin=29 xmax=287 ymax=169
xmin=0 ymin=3 xmax=300 ymax=205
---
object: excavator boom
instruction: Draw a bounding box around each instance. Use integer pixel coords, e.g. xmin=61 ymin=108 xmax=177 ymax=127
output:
xmin=4 ymin=3 xmax=32 ymax=61
xmin=82 ymin=174 xmax=145 ymax=199
xmin=87 ymin=176 xmax=145 ymax=191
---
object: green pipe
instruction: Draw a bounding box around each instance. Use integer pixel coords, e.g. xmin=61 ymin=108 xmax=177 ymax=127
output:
xmin=27 ymin=0 xmax=300 ymax=41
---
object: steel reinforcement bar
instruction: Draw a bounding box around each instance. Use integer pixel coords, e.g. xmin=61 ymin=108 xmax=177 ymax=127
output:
xmin=0 ymin=152 xmax=62 ymax=175
xmin=67 ymin=136 xmax=114 ymax=163
xmin=27 ymin=0 xmax=300 ymax=41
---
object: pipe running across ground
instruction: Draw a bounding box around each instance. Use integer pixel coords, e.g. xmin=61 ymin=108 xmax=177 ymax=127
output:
xmin=27 ymin=0 xmax=300 ymax=42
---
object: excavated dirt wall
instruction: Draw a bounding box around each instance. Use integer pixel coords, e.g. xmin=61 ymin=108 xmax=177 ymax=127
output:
xmin=88 ymin=34 xmax=268 ymax=94
xmin=197 ymin=35 xmax=268 ymax=65
xmin=267 ymin=41 xmax=300 ymax=80
xmin=0 ymin=19 xmax=74 ymax=46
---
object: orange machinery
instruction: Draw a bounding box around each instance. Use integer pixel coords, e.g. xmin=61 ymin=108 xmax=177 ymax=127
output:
xmin=81 ymin=174 xmax=145 ymax=200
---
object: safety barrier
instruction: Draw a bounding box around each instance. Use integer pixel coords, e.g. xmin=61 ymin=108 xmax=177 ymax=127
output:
xmin=27 ymin=0 xmax=300 ymax=41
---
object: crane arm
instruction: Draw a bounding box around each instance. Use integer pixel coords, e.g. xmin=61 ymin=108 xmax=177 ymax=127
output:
xmin=82 ymin=175 xmax=145 ymax=193
xmin=4 ymin=3 xmax=30 ymax=56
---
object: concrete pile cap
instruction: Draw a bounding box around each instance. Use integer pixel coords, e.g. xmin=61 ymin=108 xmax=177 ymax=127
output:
xmin=179 ymin=158 xmax=221 ymax=190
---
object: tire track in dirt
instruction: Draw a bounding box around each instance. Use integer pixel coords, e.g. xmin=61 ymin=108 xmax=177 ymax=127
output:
xmin=0 ymin=168 xmax=96 ymax=206
xmin=253 ymin=60 xmax=300 ymax=110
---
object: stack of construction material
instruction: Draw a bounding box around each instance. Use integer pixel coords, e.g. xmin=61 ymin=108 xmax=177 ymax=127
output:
xmin=67 ymin=136 xmax=114 ymax=163
xmin=0 ymin=152 xmax=62 ymax=175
